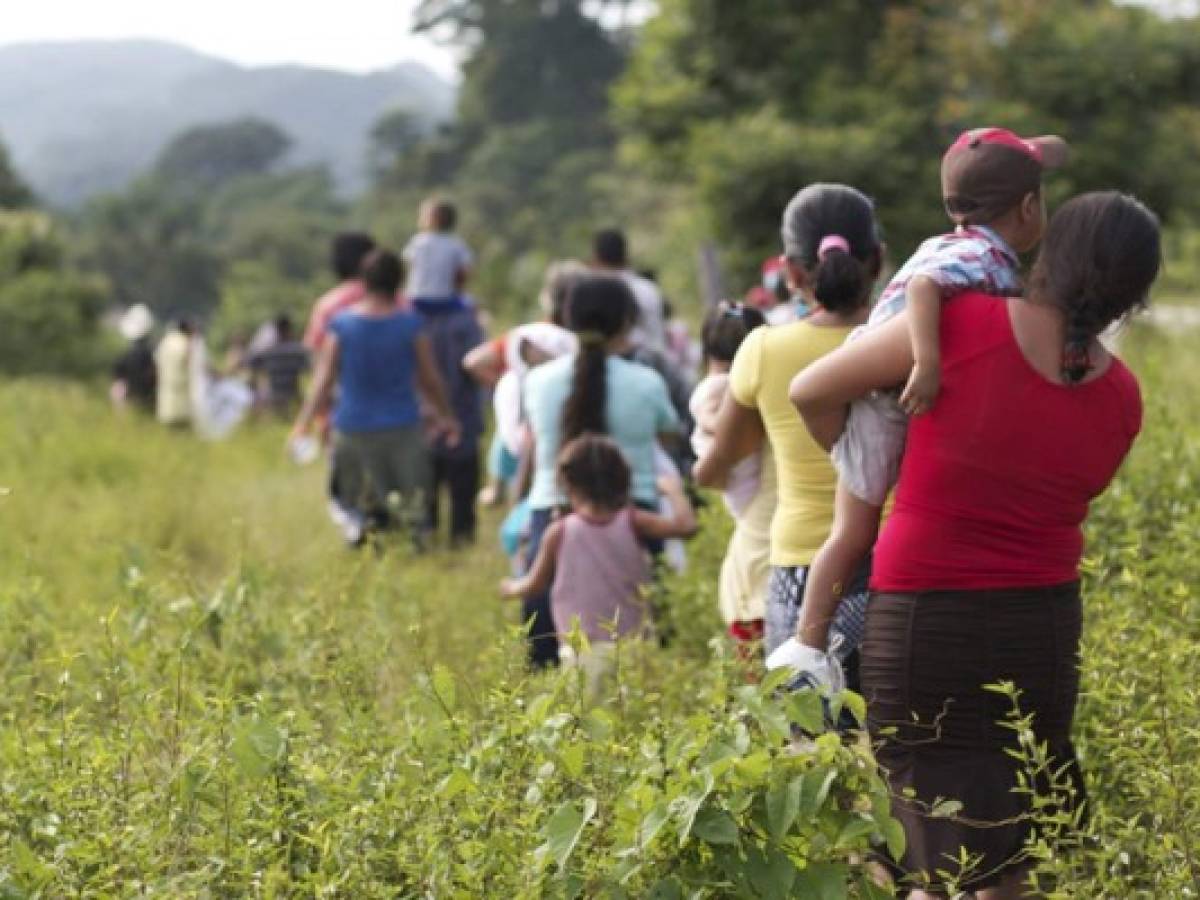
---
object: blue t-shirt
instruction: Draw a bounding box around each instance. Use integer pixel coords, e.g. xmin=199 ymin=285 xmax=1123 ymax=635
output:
xmin=330 ymin=310 xmax=423 ymax=433
xmin=523 ymin=354 xmax=680 ymax=510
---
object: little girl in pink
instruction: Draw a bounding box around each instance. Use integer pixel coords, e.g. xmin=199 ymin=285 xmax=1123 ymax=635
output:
xmin=501 ymin=434 xmax=695 ymax=692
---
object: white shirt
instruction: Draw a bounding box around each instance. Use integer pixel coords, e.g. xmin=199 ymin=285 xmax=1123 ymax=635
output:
xmin=620 ymin=270 xmax=667 ymax=351
xmin=403 ymin=232 xmax=473 ymax=299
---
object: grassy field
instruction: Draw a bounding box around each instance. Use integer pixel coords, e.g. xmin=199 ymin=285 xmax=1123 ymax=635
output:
xmin=0 ymin=322 xmax=1197 ymax=897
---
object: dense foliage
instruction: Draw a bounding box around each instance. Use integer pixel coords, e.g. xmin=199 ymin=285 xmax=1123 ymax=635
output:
xmin=0 ymin=325 xmax=1197 ymax=895
xmin=0 ymin=212 xmax=110 ymax=377
xmin=616 ymin=0 xmax=1200 ymax=289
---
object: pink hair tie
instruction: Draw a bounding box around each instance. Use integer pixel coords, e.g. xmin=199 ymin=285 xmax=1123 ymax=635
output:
xmin=817 ymin=235 xmax=850 ymax=260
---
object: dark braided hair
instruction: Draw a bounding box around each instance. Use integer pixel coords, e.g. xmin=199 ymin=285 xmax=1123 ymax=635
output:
xmin=1028 ymin=192 xmax=1161 ymax=383
xmin=560 ymin=275 xmax=637 ymax=442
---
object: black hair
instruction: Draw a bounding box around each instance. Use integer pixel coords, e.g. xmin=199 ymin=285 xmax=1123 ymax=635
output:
xmin=560 ymin=274 xmax=637 ymax=442
xmin=780 ymin=183 xmax=882 ymax=314
xmin=432 ymin=200 xmax=457 ymax=231
xmin=593 ymin=229 xmax=628 ymax=268
xmin=274 ymin=314 xmax=294 ymax=340
xmin=702 ymin=301 xmax=766 ymax=364
xmin=540 ymin=260 xmax=588 ymax=327
xmin=331 ymin=231 xmax=376 ymax=280
xmin=360 ymin=249 xmax=405 ymax=297
xmin=1028 ymin=191 xmax=1161 ymax=383
xmin=557 ymin=434 xmax=631 ymax=512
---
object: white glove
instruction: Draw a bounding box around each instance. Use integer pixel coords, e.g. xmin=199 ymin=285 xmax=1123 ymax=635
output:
xmin=765 ymin=637 xmax=845 ymax=694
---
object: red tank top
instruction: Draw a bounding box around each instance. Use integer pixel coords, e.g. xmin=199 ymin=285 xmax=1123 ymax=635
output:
xmin=872 ymin=292 xmax=1142 ymax=592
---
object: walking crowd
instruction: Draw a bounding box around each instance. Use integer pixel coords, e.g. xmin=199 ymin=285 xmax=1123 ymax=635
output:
xmin=109 ymin=128 xmax=1163 ymax=898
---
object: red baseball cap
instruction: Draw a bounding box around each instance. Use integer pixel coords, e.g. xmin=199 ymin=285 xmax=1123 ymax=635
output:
xmin=941 ymin=127 xmax=1069 ymax=224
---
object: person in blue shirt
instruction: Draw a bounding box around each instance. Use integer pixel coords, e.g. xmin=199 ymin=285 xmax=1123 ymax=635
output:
xmin=291 ymin=249 xmax=459 ymax=545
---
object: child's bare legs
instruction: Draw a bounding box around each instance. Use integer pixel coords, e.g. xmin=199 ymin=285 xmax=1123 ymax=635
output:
xmin=796 ymin=482 xmax=881 ymax=650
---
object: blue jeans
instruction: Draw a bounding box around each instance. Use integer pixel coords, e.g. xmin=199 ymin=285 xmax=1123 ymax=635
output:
xmin=522 ymin=508 xmax=560 ymax=669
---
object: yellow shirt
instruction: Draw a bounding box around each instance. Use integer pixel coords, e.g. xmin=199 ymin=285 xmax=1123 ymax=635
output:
xmin=729 ymin=321 xmax=853 ymax=567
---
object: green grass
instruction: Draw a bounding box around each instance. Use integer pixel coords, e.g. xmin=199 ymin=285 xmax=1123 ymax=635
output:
xmin=0 ymin=323 xmax=1198 ymax=896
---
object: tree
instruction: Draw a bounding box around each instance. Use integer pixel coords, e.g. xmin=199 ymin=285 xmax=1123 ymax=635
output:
xmin=374 ymin=0 xmax=631 ymax=316
xmin=0 ymin=140 xmax=35 ymax=209
xmin=0 ymin=212 xmax=109 ymax=376
xmin=368 ymin=107 xmax=427 ymax=178
xmin=155 ymin=118 xmax=292 ymax=192
xmin=616 ymin=0 xmax=1200 ymax=289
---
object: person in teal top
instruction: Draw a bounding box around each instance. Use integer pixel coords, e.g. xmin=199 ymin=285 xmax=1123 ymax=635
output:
xmin=519 ymin=274 xmax=680 ymax=667
xmin=524 ymin=353 xmax=679 ymax=510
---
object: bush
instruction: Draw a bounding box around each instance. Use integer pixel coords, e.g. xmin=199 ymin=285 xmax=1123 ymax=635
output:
xmin=0 ymin=269 xmax=112 ymax=376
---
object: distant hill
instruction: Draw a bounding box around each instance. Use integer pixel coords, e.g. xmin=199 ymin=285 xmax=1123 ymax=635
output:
xmin=0 ymin=40 xmax=456 ymax=207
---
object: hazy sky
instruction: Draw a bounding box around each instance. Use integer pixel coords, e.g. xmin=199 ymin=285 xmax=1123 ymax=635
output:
xmin=1 ymin=0 xmax=461 ymax=78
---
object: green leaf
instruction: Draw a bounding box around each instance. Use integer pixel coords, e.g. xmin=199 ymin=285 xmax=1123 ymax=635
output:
xmin=438 ymin=768 xmax=477 ymax=800
xmin=230 ymin=717 xmax=284 ymax=779
xmin=582 ymin=707 xmax=614 ymax=741
xmin=834 ymin=816 xmax=877 ymax=849
xmin=691 ymin=806 xmax=739 ymax=845
xmin=799 ymin=767 xmax=839 ymax=820
xmin=431 ymin=664 xmax=457 ymax=712
xmin=560 ymin=742 xmax=585 ymax=779
xmin=931 ymin=798 xmax=964 ymax=818
xmin=646 ymin=878 xmax=683 ymax=900
xmin=743 ymin=843 xmax=798 ymax=899
xmin=785 ymin=689 xmax=826 ymax=734
xmin=766 ymin=775 xmax=802 ymax=842
xmin=882 ymin=817 xmax=907 ymax=860
xmin=639 ymin=801 xmax=671 ymax=849
xmin=840 ymin=690 xmax=867 ymax=726
xmin=539 ymin=798 xmax=596 ymax=870
xmin=793 ymin=862 xmax=849 ymax=900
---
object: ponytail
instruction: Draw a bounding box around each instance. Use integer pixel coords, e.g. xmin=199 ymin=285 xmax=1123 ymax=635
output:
xmin=781 ymin=183 xmax=881 ymax=314
xmin=559 ymin=275 xmax=636 ymax=441
xmin=812 ymin=236 xmax=868 ymax=313
xmin=562 ymin=333 xmax=609 ymax=441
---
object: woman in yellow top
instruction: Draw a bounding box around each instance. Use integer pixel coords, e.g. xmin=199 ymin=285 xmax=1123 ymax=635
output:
xmin=694 ymin=183 xmax=883 ymax=666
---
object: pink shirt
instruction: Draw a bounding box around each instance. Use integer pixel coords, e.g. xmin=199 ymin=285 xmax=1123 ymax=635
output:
xmin=303 ymin=280 xmax=367 ymax=350
xmin=551 ymin=508 xmax=650 ymax=641
xmin=872 ymin=292 xmax=1142 ymax=592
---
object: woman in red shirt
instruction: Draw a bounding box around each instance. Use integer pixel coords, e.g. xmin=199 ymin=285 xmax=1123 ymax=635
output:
xmin=789 ymin=192 xmax=1161 ymax=899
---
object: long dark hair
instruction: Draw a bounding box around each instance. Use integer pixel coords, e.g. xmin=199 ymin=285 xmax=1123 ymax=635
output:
xmin=781 ymin=183 xmax=882 ymax=313
xmin=1028 ymin=191 xmax=1161 ymax=383
xmin=560 ymin=274 xmax=636 ymax=442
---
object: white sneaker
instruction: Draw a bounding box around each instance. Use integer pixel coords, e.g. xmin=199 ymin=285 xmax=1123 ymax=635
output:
xmin=765 ymin=638 xmax=844 ymax=694
xmin=327 ymin=500 xmax=365 ymax=547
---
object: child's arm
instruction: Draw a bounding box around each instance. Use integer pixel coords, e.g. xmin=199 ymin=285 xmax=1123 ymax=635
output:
xmin=501 ymin=520 xmax=564 ymax=598
xmin=632 ymin=477 xmax=698 ymax=541
xmin=898 ymin=274 xmax=942 ymax=416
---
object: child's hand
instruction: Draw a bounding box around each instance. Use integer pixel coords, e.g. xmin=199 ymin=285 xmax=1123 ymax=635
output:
xmin=656 ymin=474 xmax=685 ymax=497
xmin=900 ymin=361 xmax=940 ymax=416
xmin=499 ymin=577 xmax=523 ymax=598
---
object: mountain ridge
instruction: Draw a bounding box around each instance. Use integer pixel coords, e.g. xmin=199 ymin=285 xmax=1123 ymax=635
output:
xmin=0 ymin=39 xmax=456 ymax=206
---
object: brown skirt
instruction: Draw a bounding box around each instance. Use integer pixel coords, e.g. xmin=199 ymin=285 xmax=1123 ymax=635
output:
xmin=860 ymin=583 xmax=1085 ymax=894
